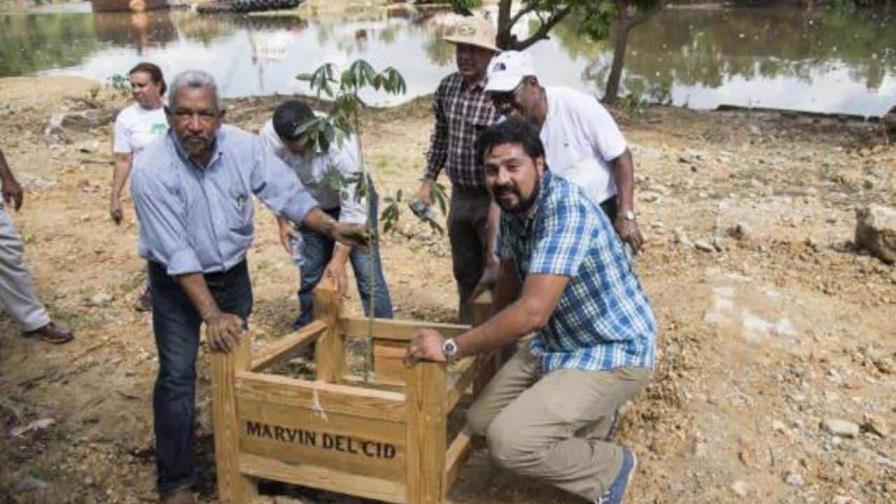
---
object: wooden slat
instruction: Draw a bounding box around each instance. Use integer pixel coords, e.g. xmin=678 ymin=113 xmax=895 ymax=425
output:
xmin=314 ymin=288 xmax=344 ymax=383
xmin=211 ymin=337 xmax=257 ymax=502
xmin=373 ymin=338 xmax=407 ymax=386
xmin=240 ymin=453 xmax=406 ymax=504
xmin=445 ymin=357 xmax=477 ymax=412
xmin=235 ymin=371 xmax=406 ymax=423
xmin=339 ymin=317 xmax=469 ymax=341
xmin=250 ymin=320 xmax=327 ymax=371
xmin=471 ymin=290 xmax=493 ymax=326
xmin=340 ymin=373 xmax=404 ymax=392
xmin=445 ymin=427 xmax=473 ymax=490
xmin=237 ymin=398 xmax=406 ymax=481
xmin=405 ymin=362 xmax=447 ymax=504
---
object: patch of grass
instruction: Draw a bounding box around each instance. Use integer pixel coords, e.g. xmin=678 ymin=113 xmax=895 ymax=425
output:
xmin=46 ymin=304 xmax=105 ymax=332
xmin=28 ymin=462 xmax=59 ymax=482
xmin=117 ymin=271 xmax=146 ymax=295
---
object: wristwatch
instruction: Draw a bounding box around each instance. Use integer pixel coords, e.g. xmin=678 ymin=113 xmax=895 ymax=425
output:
xmin=620 ymin=210 xmax=636 ymax=221
xmin=442 ymin=338 xmax=459 ymax=362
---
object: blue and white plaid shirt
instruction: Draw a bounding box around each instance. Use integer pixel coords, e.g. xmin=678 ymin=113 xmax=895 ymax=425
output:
xmin=497 ymin=170 xmax=657 ymax=372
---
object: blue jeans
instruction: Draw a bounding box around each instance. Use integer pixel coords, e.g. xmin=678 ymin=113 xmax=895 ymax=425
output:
xmin=148 ymin=260 xmax=252 ymax=495
xmin=294 ymin=201 xmax=393 ymax=328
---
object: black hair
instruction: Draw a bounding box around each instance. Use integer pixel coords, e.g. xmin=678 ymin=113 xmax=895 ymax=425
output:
xmin=475 ymin=118 xmax=545 ymax=165
xmin=272 ymin=100 xmax=315 ymax=142
xmin=129 ymin=62 xmax=167 ymax=96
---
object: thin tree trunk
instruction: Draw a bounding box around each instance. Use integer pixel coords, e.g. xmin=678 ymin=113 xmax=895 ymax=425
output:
xmin=496 ymin=0 xmax=514 ymax=49
xmin=603 ymin=22 xmax=630 ymax=104
xmin=603 ymin=0 xmax=665 ymax=104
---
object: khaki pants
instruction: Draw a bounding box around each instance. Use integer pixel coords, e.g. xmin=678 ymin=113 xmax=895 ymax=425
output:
xmin=0 ymin=203 xmax=50 ymax=332
xmin=467 ymin=344 xmax=652 ymax=501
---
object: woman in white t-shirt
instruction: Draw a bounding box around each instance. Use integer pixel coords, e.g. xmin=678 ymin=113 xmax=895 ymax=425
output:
xmin=109 ymin=62 xmax=168 ymax=311
xmin=109 ymin=62 xmax=168 ymax=225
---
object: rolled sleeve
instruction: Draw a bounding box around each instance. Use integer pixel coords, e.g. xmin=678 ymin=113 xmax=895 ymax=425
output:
xmin=250 ymin=137 xmax=319 ymax=225
xmin=166 ymin=248 xmax=203 ymax=277
xmin=131 ymin=159 xmax=202 ymax=276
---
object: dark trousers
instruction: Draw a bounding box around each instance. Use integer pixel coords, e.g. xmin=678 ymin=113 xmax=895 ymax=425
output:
xmin=294 ymin=201 xmax=393 ymax=328
xmin=448 ymin=186 xmax=492 ymax=324
xmin=147 ymin=260 xmax=253 ymax=495
xmin=599 ymin=195 xmax=618 ymax=222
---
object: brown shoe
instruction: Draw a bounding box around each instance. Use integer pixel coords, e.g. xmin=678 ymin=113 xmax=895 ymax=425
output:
xmin=161 ymin=489 xmax=195 ymax=504
xmin=23 ymin=322 xmax=74 ymax=344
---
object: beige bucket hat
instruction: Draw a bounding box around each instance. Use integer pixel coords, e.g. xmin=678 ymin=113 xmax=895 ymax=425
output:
xmin=441 ymin=16 xmax=499 ymax=52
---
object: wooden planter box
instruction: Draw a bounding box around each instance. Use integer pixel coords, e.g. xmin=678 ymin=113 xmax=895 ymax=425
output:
xmin=210 ymin=289 xmax=497 ymax=503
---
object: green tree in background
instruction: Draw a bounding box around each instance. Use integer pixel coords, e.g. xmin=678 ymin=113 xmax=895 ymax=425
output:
xmin=447 ymin=0 xmax=666 ymax=102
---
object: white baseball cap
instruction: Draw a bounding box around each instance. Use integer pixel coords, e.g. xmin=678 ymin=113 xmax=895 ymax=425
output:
xmin=484 ymin=51 xmax=536 ymax=92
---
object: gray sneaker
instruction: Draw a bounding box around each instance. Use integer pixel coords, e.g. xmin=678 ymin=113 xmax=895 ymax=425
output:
xmin=595 ymin=448 xmax=637 ymax=504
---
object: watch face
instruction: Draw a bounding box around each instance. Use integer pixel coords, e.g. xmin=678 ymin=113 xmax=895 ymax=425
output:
xmin=443 ymin=339 xmax=458 ymax=357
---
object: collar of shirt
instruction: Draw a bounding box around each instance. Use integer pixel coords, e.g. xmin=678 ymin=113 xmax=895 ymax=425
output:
xmin=460 ymin=73 xmax=488 ymax=93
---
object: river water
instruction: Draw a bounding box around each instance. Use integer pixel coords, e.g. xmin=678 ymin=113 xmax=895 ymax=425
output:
xmin=1 ymin=3 xmax=894 ymax=116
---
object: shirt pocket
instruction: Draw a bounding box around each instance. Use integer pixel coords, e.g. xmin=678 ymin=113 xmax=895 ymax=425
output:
xmin=227 ymin=180 xmax=253 ymax=234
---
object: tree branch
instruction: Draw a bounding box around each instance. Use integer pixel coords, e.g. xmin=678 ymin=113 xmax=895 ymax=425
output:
xmin=510 ymin=5 xmax=573 ymax=51
xmin=508 ymin=3 xmax=536 ymax=29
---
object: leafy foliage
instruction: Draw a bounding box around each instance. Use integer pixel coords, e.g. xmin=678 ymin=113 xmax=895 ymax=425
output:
xmin=106 ymin=73 xmax=131 ymax=96
xmin=297 ymin=59 xmax=410 ymax=381
xmin=297 ymin=61 xmax=446 ymax=235
xmin=296 ymin=61 xmax=406 ymax=152
xmin=619 ymin=91 xmax=648 ymax=119
xmin=450 ymin=0 xmax=666 ymax=102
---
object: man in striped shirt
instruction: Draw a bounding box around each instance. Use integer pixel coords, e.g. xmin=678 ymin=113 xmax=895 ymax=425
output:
xmin=406 ymin=119 xmax=656 ymax=504
xmin=417 ymin=16 xmax=498 ymax=323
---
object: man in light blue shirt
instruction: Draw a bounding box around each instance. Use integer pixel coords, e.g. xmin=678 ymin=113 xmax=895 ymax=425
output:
xmin=259 ymin=100 xmax=392 ymax=330
xmin=131 ymin=70 xmax=367 ymax=504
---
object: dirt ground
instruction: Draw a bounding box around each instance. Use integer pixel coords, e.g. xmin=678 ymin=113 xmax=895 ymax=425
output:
xmin=0 ymin=75 xmax=894 ymax=504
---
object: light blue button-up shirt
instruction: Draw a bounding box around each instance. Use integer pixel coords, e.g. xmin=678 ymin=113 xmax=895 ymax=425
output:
xmin=131 ymin=124 xmax=319 ymax=276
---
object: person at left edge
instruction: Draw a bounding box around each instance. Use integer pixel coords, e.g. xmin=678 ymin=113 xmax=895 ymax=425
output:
xmin=130 ymin=70 xmax=369 ymax=504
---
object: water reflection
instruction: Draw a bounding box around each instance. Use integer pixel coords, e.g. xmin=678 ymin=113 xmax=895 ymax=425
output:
xmin=94 ymin=10 xmax=177 ymax=53
xmin=555 ymin=6 xmax=896 ymax=114
xmin=0 ymin=4 xmax=893 ymax=115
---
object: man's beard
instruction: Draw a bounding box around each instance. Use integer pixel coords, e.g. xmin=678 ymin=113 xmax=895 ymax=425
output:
xmin=493 ymin=178 xmax=540 ymax=215
xmin=180 ymin=133 xmax=214 ymax=159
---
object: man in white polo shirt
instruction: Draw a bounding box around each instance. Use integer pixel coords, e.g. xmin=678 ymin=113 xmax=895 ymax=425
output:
xmin=484 ymin=50 xmax=644 ymax=254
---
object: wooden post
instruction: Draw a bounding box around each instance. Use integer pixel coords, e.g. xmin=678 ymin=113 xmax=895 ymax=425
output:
xmin=211 ymin=334 xmax=257 ymax=503
xmin=405 ymin=362 xmax=447 ymax=504
xmin=313 ymin=288 xmax=344 ymax=383
xmin=471 ymin=290 xmax=493 ymax=327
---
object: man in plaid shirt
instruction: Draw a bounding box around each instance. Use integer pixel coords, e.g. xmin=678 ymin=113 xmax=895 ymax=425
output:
xmin=406 ymin=119 xmax=656 ymax=504
xmin=417 ymin=16 xmax=498 ymax=323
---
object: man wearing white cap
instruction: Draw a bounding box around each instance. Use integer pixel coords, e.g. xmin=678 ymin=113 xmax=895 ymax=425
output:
xmin=418 ymin=16 xmax=499 ymax=323
xmin=484 ymin=50 xmax=644 ymax=254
